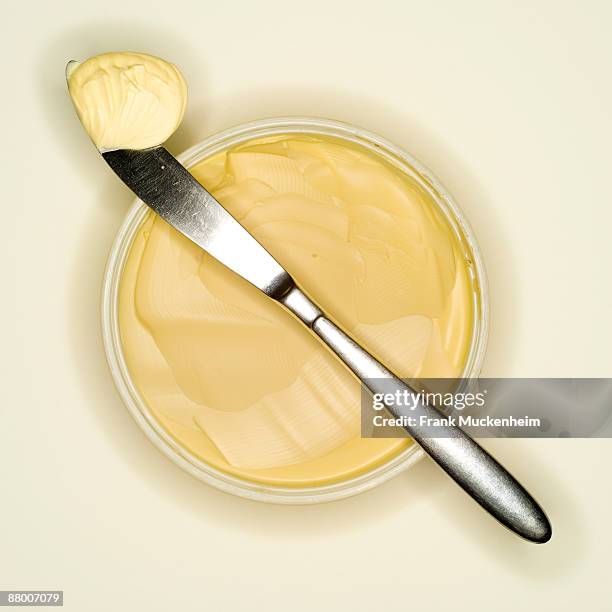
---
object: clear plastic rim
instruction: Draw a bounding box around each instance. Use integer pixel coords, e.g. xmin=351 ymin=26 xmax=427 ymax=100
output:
xmin=101 ymin=116 xmax=490 ymax=504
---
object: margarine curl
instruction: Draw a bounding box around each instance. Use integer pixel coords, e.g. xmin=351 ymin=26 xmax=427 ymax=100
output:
xmin=67 ymin=52 xmax=187 ymax=151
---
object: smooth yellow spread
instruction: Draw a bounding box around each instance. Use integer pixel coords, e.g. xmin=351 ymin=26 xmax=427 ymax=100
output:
xmin=119 ymin=134 xmax=475 ymax=486
xmin=67 ymin=52 xmax=187 ymax=151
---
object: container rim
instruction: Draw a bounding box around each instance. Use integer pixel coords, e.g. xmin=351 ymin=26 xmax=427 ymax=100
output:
xmin=101 ymin=116 xmax=489 ymax=504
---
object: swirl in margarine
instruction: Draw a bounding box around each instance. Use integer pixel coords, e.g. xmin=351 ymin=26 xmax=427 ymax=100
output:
xmin=118 ymin=134 xmax=475 ymax=486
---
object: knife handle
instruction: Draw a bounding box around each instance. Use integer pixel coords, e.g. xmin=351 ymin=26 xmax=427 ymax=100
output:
xmin=280 ymin=285 xmax=551 ymax=543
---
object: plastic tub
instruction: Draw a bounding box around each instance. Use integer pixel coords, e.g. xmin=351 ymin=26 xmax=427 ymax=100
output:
xmin=101 ymin=117 xmax=489 ymax=503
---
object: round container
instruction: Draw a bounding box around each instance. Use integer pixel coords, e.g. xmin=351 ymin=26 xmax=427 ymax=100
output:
xmin=101 ymin=117 xmax=489 ymax=504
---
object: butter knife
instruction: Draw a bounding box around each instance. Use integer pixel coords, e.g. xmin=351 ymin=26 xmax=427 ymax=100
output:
xmin=95 ymin=145 xmax=552 ymax=543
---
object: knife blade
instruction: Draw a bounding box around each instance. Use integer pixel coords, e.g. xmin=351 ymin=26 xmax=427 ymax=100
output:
xmin=104 ymin=147 xmax=294 ymax=299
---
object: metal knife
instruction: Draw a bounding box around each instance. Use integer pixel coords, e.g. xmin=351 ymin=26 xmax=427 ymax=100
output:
xmin=98 ymin=146 xmax=551 ymax=543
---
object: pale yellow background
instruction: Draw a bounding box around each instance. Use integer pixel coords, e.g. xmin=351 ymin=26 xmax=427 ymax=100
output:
xmin=2 ymin=1 xmax=611 ymax=610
